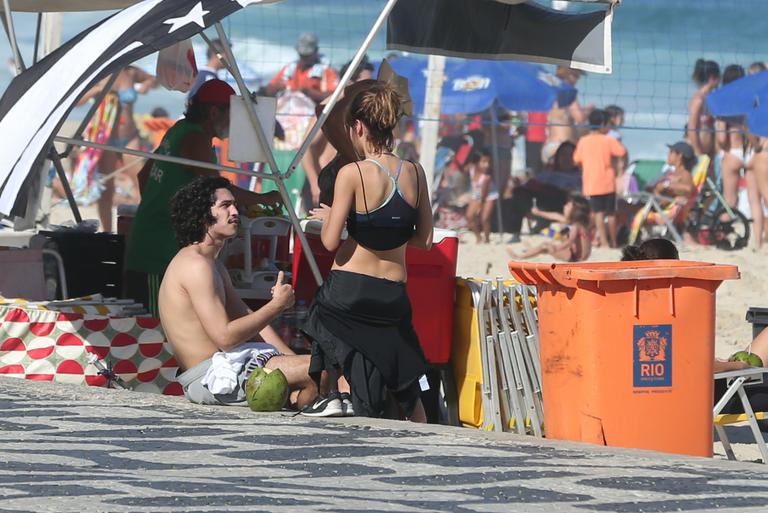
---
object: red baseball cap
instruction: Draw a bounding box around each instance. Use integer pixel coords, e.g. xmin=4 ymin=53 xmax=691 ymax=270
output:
xmin=194 ymin=79 xmax=236 ymax=104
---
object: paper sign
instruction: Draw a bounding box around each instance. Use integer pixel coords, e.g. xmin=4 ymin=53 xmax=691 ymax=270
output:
xmin=228 ymin=95 xmax=276 ymax=163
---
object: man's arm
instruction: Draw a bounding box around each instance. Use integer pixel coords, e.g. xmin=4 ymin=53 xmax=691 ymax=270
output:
xmin=301 ymin=86 xmax=331 ymax=103
xmin=301 ymin=116 xmax=330 ymax=206
xmin=179 ymin=131 xmax=283 ymax=207
xmin=185 ymin=257 xmax=293 ymax=351
xmin=218 ymin=261 xmax=296 ymax=355
xmin=263 ymin=67 xmax=287 ymax=97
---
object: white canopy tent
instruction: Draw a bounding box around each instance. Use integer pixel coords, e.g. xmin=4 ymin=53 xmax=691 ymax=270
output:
xmin=0 ymin=0 xmax=618 ymax=283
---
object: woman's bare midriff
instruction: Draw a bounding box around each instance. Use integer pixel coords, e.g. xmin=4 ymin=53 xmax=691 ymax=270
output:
xmin=331 ymin=238 xmax=408 ymax=282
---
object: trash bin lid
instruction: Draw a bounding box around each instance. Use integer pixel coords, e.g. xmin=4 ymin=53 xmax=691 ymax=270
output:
xmin=509 ymin=260 xmax=740 ymax=287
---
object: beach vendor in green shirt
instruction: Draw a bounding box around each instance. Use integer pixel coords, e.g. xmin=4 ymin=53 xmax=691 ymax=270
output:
xmin=125 ymin=79 xmax=281 ymax=315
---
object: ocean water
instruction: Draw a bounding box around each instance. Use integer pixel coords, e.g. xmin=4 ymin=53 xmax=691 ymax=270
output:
xmin=1 ymin=0 xmax=766 ymax=159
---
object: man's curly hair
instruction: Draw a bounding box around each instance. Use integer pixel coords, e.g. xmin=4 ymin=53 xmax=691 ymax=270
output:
xmin=170 ymin=176 xmax=233 ymax=247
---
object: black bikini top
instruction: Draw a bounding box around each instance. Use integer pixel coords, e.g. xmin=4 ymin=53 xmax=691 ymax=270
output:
xmin=346 ymin=158 xmax=419 ymax=251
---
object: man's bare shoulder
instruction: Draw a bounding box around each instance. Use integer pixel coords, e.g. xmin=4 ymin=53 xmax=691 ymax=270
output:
xmin=166 ymin=246 xmax=215 ymax=283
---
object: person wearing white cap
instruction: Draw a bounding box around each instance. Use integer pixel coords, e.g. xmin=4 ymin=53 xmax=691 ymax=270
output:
xmin=264 ymin=32 xmax=338 ymax=103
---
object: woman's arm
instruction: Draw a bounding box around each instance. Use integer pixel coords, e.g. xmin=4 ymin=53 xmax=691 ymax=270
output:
xmin=550 ymin=225 xmax=578 ymax=252
xmin=408 ymin=162 xmax=434 ymax=250
xmin=130 ymin=66 xmax=157 ymax=94
xmin=531 ymin=206 xmax=567 ymax=224
xmin=76 ymin=76 xmax=112 ymax=106
xmin=687 ymin=94 xmax=703 ymax=154
xmin=319 ymin=164 xmax=356 ymax=251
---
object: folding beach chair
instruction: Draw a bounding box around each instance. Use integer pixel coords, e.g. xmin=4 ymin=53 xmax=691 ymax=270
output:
xmin=713 ymin=367 xmax=768 ymax=464
xmin=625 ymin=159 xmax=667 ymax=192
xmin=494 ymin=281 xmax=543 ymax=437
xmin=626 ymin=155 xmax=710 ymax=245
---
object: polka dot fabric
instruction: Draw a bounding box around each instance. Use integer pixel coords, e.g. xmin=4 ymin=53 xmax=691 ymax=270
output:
xmin=0 ymin=306 xmax=181 ymax=395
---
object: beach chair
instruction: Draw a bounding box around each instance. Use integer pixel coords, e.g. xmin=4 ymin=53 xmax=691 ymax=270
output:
xmin=713 ymin=367 xmax=768 ymax=464
xmin=625 ymin=159 xmax=667 ymax=192
xmin=625 ymin=155 xmax=710 ymax=245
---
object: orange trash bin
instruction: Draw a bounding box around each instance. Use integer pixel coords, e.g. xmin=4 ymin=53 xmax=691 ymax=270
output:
xmin=508 ymin=260 xmax=739 ymax=457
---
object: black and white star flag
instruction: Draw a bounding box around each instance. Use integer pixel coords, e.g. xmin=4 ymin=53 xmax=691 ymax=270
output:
xmin=0 ymin=0 xmax=280 ymax=217
xmin=387 ymin=0 xmax=615 ymax=74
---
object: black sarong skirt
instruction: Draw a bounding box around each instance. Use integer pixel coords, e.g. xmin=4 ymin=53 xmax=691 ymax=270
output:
xmin=301 ymin=270 xmax=427 ymax=417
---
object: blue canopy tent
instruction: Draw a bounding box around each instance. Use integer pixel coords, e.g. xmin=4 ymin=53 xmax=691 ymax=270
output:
xmin=706 ymin=70 xmax=768 ymax=136
xmin=381 ymin=57 xmax=569 ymax=116
xmin=379 ymin=57 xmax=574 ymax=233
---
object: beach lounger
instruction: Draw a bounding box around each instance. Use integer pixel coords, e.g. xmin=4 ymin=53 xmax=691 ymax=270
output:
xmin=713 ymin=367 xmax=768 ymax=464
xmin=625 ymin=155 xmax=710 ymax=245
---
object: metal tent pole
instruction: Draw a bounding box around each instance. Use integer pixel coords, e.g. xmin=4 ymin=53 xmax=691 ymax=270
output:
xmin=55 ymin=136 xmax=275 ymax=179
xmin=282 ymin=0 xmax=401 ymax=179
xmin=420 ymin=54 xmax=446 ymax=194
xmin=1 ymin=0 xmax=25 ymax=74
xmin=213 ymin=22 xmax=324 ymax=287
xmin=33 ymin=13 xmax=42 ymax=65
xmin=489 ymin=105 xmax=505 ymax=242
xmin=49 ymin=151 xmax=83 ymax=224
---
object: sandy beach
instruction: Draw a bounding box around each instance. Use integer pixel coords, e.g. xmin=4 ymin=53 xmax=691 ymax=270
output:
xmin=50 ymin=203 xmax=766 ymax=357
xmin=455 ymin=232 xmax=767 ymax=359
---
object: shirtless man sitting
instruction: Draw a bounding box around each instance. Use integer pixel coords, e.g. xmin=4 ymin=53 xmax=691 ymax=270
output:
xmin=159 ymin=175 xmax=317 ymax=409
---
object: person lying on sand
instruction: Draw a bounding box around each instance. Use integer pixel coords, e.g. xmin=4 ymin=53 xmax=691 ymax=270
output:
xmin=507 ymin=194 xmax=592 ymax=262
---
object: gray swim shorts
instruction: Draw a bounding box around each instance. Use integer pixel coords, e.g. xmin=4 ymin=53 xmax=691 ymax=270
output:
xmin=176 ymin=342 xmax=280 ymax=406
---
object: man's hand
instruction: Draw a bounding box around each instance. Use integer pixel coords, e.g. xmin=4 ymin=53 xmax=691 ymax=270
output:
xmin=270 ymin=271 xmax=295 ymax=310
xmin=258 ymin=190 xmax=283 ymax=207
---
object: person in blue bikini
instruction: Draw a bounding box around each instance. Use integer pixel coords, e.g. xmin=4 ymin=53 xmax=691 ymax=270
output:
xmin=301 ymin=82 xmax=433 ymax=421
xmin=78 ymin=66 xmax=157 ymax=231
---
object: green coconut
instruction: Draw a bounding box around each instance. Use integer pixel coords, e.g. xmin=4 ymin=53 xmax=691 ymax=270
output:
xmin=728 ymin=351 xmax=764 ymax=368
xmin=245 ymin=367 xmax=289 ymax=411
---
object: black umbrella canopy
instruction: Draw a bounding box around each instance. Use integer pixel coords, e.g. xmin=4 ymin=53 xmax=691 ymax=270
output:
xmin=387 ymin=0 xmax=616 ymax=73
xmin=0 ymin=0 xmax=141 ymax=12
xmin=0 ymin=0 xmax=279 ymax=217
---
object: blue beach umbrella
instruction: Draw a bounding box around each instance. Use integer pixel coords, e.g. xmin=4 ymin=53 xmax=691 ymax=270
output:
xmin=381 ymin=57 xmax=567 ymax=116
xmin=706 ymin=71 xmax=768 ymax=136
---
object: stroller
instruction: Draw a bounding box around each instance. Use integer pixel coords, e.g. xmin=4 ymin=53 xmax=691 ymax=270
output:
xmin=685 ymin=174 xmax=750 ymax=250
xmin=623 ymin=156 xmax=749 ymax=250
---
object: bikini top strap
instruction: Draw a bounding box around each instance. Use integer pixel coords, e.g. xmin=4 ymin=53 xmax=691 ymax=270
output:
xmin=364 ymin=158 xmax=388 ymax=173
xmin=354 ymin=161 xmax=370 ymax=216
xmin=407 ymin=160 xmax=420 ymax=208
xmin=394 ymin=158 xmax=405 ymax=180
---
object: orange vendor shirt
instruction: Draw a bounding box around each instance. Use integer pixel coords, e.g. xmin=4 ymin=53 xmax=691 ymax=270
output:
xmin=269 ymin=60 xmax=338 ymax=94
xmin=573 ymin=132 xmax=627 ymax=196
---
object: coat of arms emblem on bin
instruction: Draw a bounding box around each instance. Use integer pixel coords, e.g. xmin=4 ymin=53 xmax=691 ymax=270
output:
xmin=633 ymin=325 xmax=672 ymax=387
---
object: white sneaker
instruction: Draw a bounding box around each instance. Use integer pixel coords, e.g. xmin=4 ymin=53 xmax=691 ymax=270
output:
xmin=300 ymin=392 xmax=343 ymax=417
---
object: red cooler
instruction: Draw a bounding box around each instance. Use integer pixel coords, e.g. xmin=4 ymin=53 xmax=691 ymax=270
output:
xmin=404 ymin=230 xmax=459 ymax=364
xmin=291 ymin=223 xmax=459 ymax=364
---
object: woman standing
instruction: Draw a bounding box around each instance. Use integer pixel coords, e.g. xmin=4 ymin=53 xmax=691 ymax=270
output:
xmin=302 ymin=83 xmax=433 ymax=421
xmin=686 ymin=59 xmax=720 ymax=157
xmin=716 ymin=64 xmax=747 ymax=211
xmin=77 ymin=66 xmax=156 ymax=231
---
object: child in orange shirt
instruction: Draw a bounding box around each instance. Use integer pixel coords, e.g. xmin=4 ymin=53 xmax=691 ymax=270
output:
xmin=573 ymin=109 xmax=627 ymax=247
